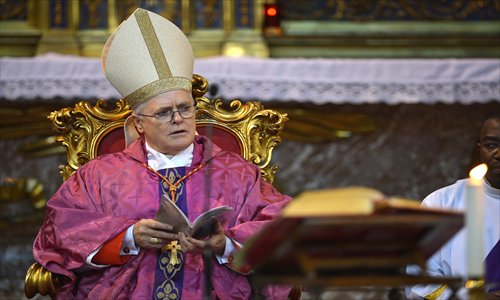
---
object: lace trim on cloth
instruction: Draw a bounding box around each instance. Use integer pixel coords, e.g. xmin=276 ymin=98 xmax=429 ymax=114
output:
xmin=1 ymin=55 xmax=498 ymax=104
xmin=205 ymin=78 xmax=499 ymax=104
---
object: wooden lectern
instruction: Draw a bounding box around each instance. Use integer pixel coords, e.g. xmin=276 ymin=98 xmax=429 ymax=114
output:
xmin=235 ymin=187 xmax=464 ymax=296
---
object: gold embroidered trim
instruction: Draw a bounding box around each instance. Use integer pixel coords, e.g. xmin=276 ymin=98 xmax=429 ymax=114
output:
xmin=134 ymin=9 xmax=171 ymax=79
xmin=424 ymin=284 xmax=447 ymax=300
xmin=156 ymin=248 xmax=183 ymax=299
xmin=124 ymin=77 xmax=192 ymax=108
xmin=154 ymin=169 xmax=185 ymax=300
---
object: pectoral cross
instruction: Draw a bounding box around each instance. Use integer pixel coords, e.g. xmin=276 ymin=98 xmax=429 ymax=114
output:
xmin=162 ymin=241 xmax=182 ymax=266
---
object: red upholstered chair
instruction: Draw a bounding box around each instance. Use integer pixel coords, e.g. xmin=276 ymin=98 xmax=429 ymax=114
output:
xmin=24 ymin=74 xmax=290 ymax=298
xmin=94 ymin=110 xmax=242 ymax=157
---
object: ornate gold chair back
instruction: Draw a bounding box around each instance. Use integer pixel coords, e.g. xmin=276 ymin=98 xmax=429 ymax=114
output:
xmin=49 ymin=74 xmax=285 ymax=184
xmin=25 ymin=74 xmax=288 ymax=298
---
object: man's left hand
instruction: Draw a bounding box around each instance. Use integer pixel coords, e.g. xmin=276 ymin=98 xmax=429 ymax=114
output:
xmin=178 ymin=221 xmax=226 ymax=256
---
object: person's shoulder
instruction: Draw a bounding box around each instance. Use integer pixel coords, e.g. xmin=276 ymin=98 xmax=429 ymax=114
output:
xmin=75 ymin=151 xmax=133 ymax=174
xmin=91 ymin=151 xmax=129 ymax=164
xmin=211 ymin=150 xmax=260 ymax=172
xmin=215 ymin=149 xmax=245 ymax=160
xmin=422 ymin=179 xmax=467 ymax=209
xmin=432 ymin=179 xmax=467 ymax=193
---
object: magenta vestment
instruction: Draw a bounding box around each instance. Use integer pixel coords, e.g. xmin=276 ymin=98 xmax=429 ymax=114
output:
xmin=33 ymin=135 xmax=292 ymax=299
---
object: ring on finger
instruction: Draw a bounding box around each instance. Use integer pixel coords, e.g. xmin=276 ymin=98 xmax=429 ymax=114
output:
xmin=150 ymin=237 xmax=160 ymax=245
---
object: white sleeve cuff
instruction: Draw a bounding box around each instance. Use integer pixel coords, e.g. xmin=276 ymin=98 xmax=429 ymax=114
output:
xmin=215 ymin=236 xmax=233 ymax=264
xmin=215 ymin=236 xmax=243 ymax=264
xmin=120 ymin=224 xmax=140 ymax=255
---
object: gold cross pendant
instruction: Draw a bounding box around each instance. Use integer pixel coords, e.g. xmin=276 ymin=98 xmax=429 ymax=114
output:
xmin=162 ymin=241 xmax=182 ymax=266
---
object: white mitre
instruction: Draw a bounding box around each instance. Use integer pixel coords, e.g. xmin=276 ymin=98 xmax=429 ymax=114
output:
xmin=101 ymin=8 xmax=194 ymax=145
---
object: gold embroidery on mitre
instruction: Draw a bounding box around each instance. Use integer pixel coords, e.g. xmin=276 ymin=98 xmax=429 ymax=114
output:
xmin=134 ymin=9 xmax=172 ymax=79
xmin=124 ymin=77 xmax=192 ymax=108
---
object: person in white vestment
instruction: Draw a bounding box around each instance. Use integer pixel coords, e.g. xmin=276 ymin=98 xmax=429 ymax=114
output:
xmin=406 ymin=115 xmax=500 ymax=300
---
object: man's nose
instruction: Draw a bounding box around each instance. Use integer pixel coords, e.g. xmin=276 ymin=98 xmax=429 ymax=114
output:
xmin=171 ymin=110 xmax=183 ymax=123
xmin=494 ymin=147 xmax=500 ymax=159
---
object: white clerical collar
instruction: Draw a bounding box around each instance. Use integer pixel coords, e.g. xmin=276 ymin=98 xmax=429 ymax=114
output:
xmin=145 ymin=142 xmax=194 ymax=171
xmin=484 ymin=178 xmax=500 ymax=199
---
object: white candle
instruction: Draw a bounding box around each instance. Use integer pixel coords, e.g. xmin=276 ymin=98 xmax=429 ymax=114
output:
xmin=466 ymin=163 xmax=487 ymax=278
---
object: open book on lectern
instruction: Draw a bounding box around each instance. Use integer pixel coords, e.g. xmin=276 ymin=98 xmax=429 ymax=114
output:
xmin=156 ymin=195 xmax=233 ymax=239
xmin=234 ymin=187 xmax=463 ymax=277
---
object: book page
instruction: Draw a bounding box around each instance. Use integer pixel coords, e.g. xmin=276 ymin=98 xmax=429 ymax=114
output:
xmin=191 ymin=206 xmax=233 ymax=239
xmin=156 ymin=195 xmax=192 ymax=235
xmin=156 ymin=195 xmax=233 ymax=239
xmin=283 ymin=187 xmax=385 ymax=216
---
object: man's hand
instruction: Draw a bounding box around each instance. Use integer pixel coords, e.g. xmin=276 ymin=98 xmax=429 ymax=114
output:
xmin=178 ymin=221 xmax=226 ymax=256
xmin=133 ymin=219 xmax=177 ymax=249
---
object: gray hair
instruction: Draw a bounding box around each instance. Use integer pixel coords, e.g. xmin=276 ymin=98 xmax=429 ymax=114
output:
xmin=133 ymin=102 xmax=146 ymax=115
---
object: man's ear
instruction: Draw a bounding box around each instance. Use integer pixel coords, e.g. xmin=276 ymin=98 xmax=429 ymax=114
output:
xmin=134 ymin=116 xmax=144 ymax=134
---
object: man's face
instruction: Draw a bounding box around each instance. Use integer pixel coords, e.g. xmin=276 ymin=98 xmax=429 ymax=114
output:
xmin=134 ymin=90 xmax=196 ymax=155
xmin=478 ymin=118 xmax=500 ymax=188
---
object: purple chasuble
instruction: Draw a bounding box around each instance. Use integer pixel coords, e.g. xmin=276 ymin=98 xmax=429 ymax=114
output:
xmin=153 ymin=168 xmax=187 ymax=299
xmin=32 ymin=136 xmax=292 ymax=299
xmin=486 ymin=239 xmax=500 ymax=291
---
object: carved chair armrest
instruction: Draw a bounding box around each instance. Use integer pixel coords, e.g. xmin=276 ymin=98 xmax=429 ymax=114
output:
xmin=25 ymin=262 xmax=64 ymax=299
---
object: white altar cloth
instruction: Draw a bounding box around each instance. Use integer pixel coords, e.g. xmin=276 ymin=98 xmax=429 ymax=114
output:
xmin=1 ymin=54 xmax=499 ymax=104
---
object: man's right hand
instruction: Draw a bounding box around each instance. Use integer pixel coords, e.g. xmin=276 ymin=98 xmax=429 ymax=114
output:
xmin=133 ymin=219 xmax=177 ymax=249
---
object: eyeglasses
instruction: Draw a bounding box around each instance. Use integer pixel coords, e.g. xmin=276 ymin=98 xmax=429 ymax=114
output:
xmin=135 ymin=105 xmax=196 ymax=123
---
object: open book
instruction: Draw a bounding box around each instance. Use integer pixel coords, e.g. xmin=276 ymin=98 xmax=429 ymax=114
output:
xmin=156 ymin=195 xmax=233 ymax=239
xmin=282 ymin=186 xmax=445 ymax=216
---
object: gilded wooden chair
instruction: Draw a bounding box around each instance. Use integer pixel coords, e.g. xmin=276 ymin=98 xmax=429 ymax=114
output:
xmin=24 ymin=74 xmax=290 ymax=298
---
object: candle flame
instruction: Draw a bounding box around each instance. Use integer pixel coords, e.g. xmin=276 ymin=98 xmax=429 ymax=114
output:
xmin=469 ymin=163 xmax=488 ymax=180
